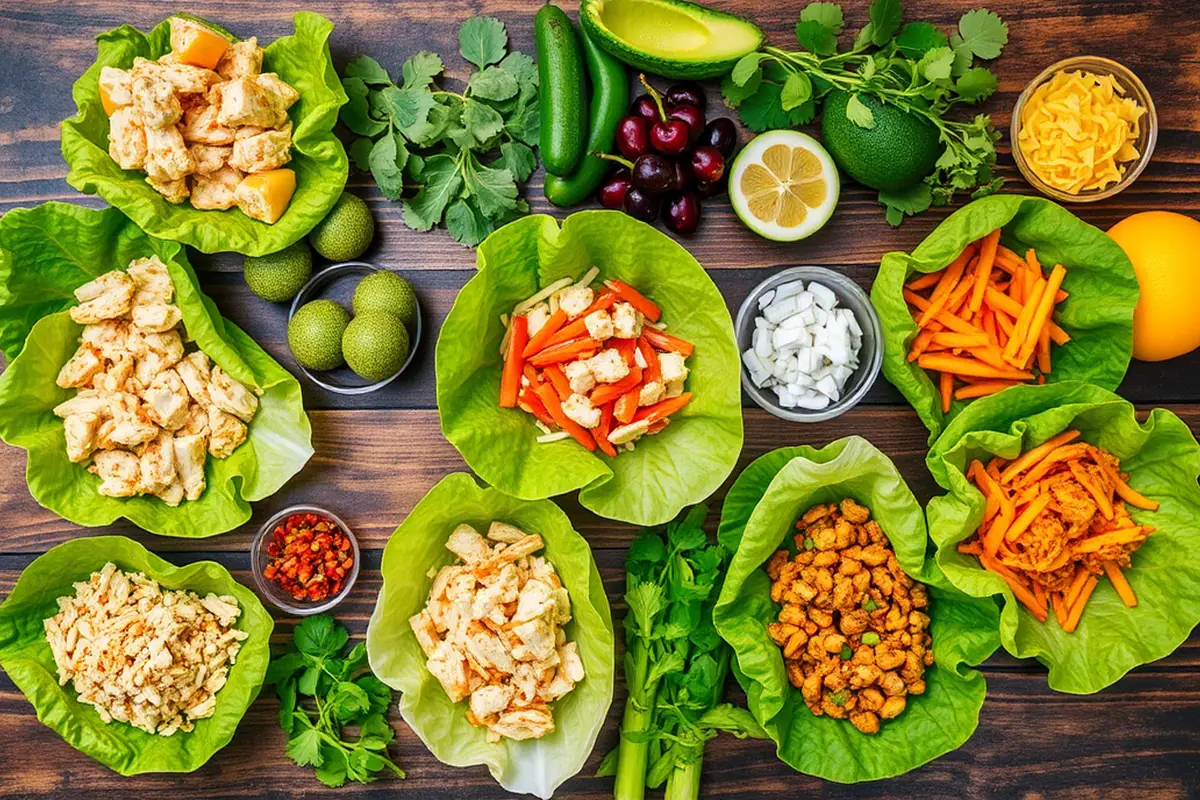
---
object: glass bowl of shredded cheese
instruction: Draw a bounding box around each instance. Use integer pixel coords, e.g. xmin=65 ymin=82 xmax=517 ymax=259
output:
xmin=1011 ymin=56 xmax=1157 ymax=203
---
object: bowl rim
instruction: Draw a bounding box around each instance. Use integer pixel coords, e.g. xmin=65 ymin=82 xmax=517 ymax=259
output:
xmin=287 ymin=261 xmax=422 ymax=395
xmin=1010 ymin=55 xmax=1158 ymax=204
xmin=250 ymin=504 xmax=360 ymax=616
xmin=735 ymin=266 xmax=883 ymax=423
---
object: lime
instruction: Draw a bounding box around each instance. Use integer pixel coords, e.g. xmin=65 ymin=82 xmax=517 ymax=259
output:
xmin=243 ymin=241 xmax=312 ymax=303
xmin=342 ymin=312 xmax=410 ymax=381
xmin=729 ymin=130 xmax=840 ymax=242
xmin=821 ymin=90 xmax=940 ymax=192
xmin=353 ymin=271 xmax=418 ymax=327
xmin=309 ymin=192 xmax=374 ymax=262
xmin=288 ymin=300 xmax=350 ymax=371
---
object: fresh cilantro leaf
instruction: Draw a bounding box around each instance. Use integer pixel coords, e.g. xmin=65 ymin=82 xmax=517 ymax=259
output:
xmin=403 ymin=154 xmax=463 ymax=231
xmin=459 ymin=16 xmax=508 ymax=70
xmin=628 ymin=531 xmax=668 ymax=566
xmin=401 ymin=51 xmax=443 ymax=89
xmin=347 ymin=748 xmax=386 ymax=781
xmin=496 ymin=141 xmax=536 ymax=182
xmin=955 ymin=67 xmax=998 ymax=101
xmin=736 ymin=81 xmax=793 ymax=132
xmin=286 ymin=728 xmax=324 ymax=767
xmin=358 ymin=714 xmax=396 ymax=750
xmin=402 ymin=100 xmax=456 ymax=147
xmin=721 ymin=70 xmax=762 ymax=108
xmin=845 ymin=93 xmax=876 ymax=129
xmin=854 ymin=22 xmax=877 ymax=51
xmin=277 ymin=677 xmax=298 ymax=733
xmin=780 ymin=71 xmax=813 ymax=110
xmin=626 ymin=581 xmax=666 ymax=639
xmin=668 ymin=522 xmax=708 ymax=554
xmin=374 ymin=85 xmax=434 ymax=130
xmin=355 ymin=674 xmax=393 ymax=717
xmin=445 ymin=200 xmax=493 ymax=246
xmin=800 ymin=2 xmax=845 ymax=34
xmin=266 ymin=651 xmax=307 ymax=686
xmin=330 ymin=681 xmax=372 ymax=723
xmin=462 ymin=99 xmax=505 ymax=145
xmin=918 ymin=46 xmax=955 ymax=82
xmin=470 ymin=66 xmax=519 ymax=102
xmin=958 ymin=9 xmax=1008 ymax=59
xmin=731 ymin=52 xmax=764 ymax=86
xmin=500 ymin=51 xmax=538 ymax=87
xmin=369 ymin=132 xmax=408 ymax=200
xmin=349 ymin=137 xmax=374 ymax=172
xmin=795 ymin=20 xmax=838 ymax=56
xmin=344 ymin=55 xmax=391 ymax=85
xmin=464 ymin=157 xmax=518 ymax=218
xmin=868 ymin=0 xmax=903 ymax=45
xmin=895 ymin=22 xmax=948 ymax=59
xmin=297 ymin=665 xmax=321 ymax=696
xmin=315 ymin=744 xmax=348 ymax=787
xmin=340 ymin=78 xmax=387 ymax=137
xmin=295 ymin=615 xmax=347 ymax=658
xmin=879 ymin=182 xmax=932 ymax=226
xmin=503 ymin=93 xmax=540 ymax=146
xmin=949 ymin=33 xmax=973 ymax=77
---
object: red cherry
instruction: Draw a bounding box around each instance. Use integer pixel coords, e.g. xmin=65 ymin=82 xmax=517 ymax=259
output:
xmin=650 ymin=120 xmax=690 ymax=156
xmin=668 ymin=104 xmax=705 ymax=144
xmin=690 ymin=146 xmax=725 ymax=184
xmin=616 ymin=116 xmax=650 ymax=160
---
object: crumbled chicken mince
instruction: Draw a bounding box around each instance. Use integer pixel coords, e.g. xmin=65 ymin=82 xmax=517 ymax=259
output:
xmin=410 ymin=522 xmax=585 ymax=742
xmin=54 ymin=256 xmax=259 ymax=505
xmin=44 ymin=562 xmax=247 ymax=736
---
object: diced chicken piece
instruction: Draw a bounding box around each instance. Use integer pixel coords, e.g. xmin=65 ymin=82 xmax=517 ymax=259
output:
xmin=190 ymin=165 xmax=242 ymax=210
xmin=489 ymin=707 xmax=556 ymax=741
xmin=104 ymin=393 xmax=160 ymax=448
xmin=513 ymin=579 xmax=556 ymax=623
xmin=464 ymin=625 xmax=516 ymax=673
xmin=189 ymin=144 xmax=232 ymax=175
xmin=206 ymin=406 xmax=247 ymax=458
xmin=131 ymin=302 xmax=182 ymax=333
xmin=173 ymin=433 xmax=207 ymax=501
xmin=99 ymin=66 xmax=134 ymax=111
xmin=487 ymin=521 xmax=527 ymax=544
xmin=446 ymin=524 xmax=490 ymax=564
xmin=585 ymin=348 xmax=629 ymax=384
xmin=612 ymin=302 xmax=644 ymax=339
xmin=131 ymin=73 xmax=182 ymax=129
xmin=559 ymin=641 xmax=585 ymax=683
xmin=143 ymin=329 xmax=185 ymax=363
xmin=562 ymin=360 xmax=595 ymax=395
xmin=90 ymin=450 xmax=142 ymax=498
xmin=255 ymin=73 xmax=300 ymax=113
xmin=57 ymin=345 xmax=106 ymax=389
xmin=144 ymin=125 xmax=196 ymax=182
xmin=154 ymin=479 xmax=185 ymax=507
xmin=71 ymin=270 xmax=135 ymax=324
xmin=138 ymin=430 xmax=177 ymax=493
xmin=469 ymin=684 xmax=513 ymax=721
xmin=208 ymin=365 xmax=258 ymax=422
xmin=146 ymin=175 xmax=190 ymax=204
xmin=63 ymin=412 xmax=100 ymax=463
xmin=664 ymin=378 xmax=685 ymax=399
xmin=216 ymin=37 xmax=263 ymax=80
xmin=108 ymin=107 xmax=147 ymax=170
xmin=135 ymin=350 xmax=170 ymax=386
xmin=229 ymin=128 xmax=291 ymax=173
xmin=555 ymin=285 xmax=594 ymax=318
xmin=234 ymin=125 xmax=266 ymax=140
xmin=176 ymin=351 xmax=212 ymax=405
xmin=155 ymin=62 xmax=220 ymax=95
xmin=551 ymin=585 xmax=572 ymax=625
xmin=512 ymin=616 xmax=556 ymax=662
xmin=80 ymin=319 xmax=135 ymax=361
xmin=180 ymin=102 xmax=235 ymax=145
xmin=216 ymin=75 xmax=288 ymax=128
xmin=180 ymin=402 xmax=209 ymax=437
xmin=127 ymin=256 xmax=174 ymax=305
xmin=658 ymin=351 xmax=689 ymax=384
xmin=493 ymin=534 xmax=545 ymax=564
xmin=143 ymin=369 xmax=191 ymax=430
xmin=608 ymin=419 xmax=650 ymax=446
xmin=54 ymin=389 xmax=110 ymax=419
xmin=561 ymin=393 xmax=601 ymax=429
xmin=409 ymin=609 xmax=441 ymax=657
xmin=426 ymin=640 xmax=471 ymax=703
xmin=638 ymin=380 xmax=665 ymax=407
xmin=524 ymin=304 xmax=551 ymax=337
xmin=169 ymin=17 xmax=230 ymax=70
xmin=94 ymin=355 xmax=134 ymax=394
xmin=583 ymin=309 xmax=614 ymax=341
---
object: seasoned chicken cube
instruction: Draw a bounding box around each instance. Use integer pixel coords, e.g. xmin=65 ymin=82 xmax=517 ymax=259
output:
xmin=99 ymin=66 xmax=134 ymax=110
xmin=216 ymin=37 xmax=263 ymax=80
xmin=144 ymin=125 xmax=196 ymax=182
xmin=189 ymin=144 xmax=232 ymax=175
xmin=463 ymin=625 xmax=516 ymax=673
xmin=57 ymin=345 xmax=106 ymax=389
xmin=612 ymin=302 xmax=644 ymax=339
xmin=608 ymin=419 xmax=650 ymax=446
xmin=94 ymin=355 xmax=134 ymax=394
xmin=131 ymin=302 xmax=182 ymax=333
xmin=138 ymin=430 xmax=177 ymax=493
xmin=131 ymin=73 xmax=182 ymax=129
xmin=143 ymin=369 xmax=191 ymax=430
xmin=470 ymin=684 xmax=513 ymax=721
xmin=207 ymin=406 xmax=247 ymax=458
xmin=426 ymin=640 xmax=471 ymax=703
xmin=524 ymin=303 xmax=551 ymax=337
xmin=229 ymin=128 xmax=291 ymax=173
xmin=104 ymin=393 xmax=160 ymax=448
xmin=127 ymin=256 xmax=174 ymax=305
xmin=54 ymin=389 xmax=110 ymax=419
xmin=63 ymin=412 xmax=100 ymax=463
xmin=180 ymin=102 xmax=234 ymax=145
xmin=585 ymin=348 xmax=629 ymax=384
xmin=563 ymin=360 xmax=595 ymax=395
xmin=487 ymin=522 xmax=527 ymax=544
xmin=108 ymin=107 xmax=147 ymax=170
xmin=638 ymin=380 xmax=665 ymax=407
xmin=156 ymin=63 xmax=221 ymax=95
xmin=489 ymin=707 xmax=556 ymax=741
xmin=143 ymin=329 xmax=185 ymax=364
xmin=180 ymin=403 xmax=209 ymax=437
xmin=155 ymin=479 xmax=185 ymax=507
xmin=71 ymin=270 xmax=135 ymax=324
xmin=664 ymin=378 xmax=685 ymax=399
xmin=80 ymin=319 xmax=135 ymax=361
xmin=555 ymin=285 xmax=594 ymax=318
xmin=658 ymin=351 xmax=688 ymax=384
xmin=146 ymin=175 xmax=190 ymax=204
xmin=90 ymin=450 xmax=142 ymax=498
xmin=513 ymin=579 xmax=556 ymax=623
xmin=446 ymin=524 xmax=490 ymax=564
xmin=583 ymin=309 xmax=614 ymax=341
xmin=255 ymin=73 xmax=300 ymax=118
xmin=491 ymin=534 xmax=545 ymax=565
xmin=176 ymin=351 xmax=212 ymax=405
xmin=559 ymin=641 xmax=585 ymax=683
xmin=209 ymin=365 xmax=258 ymax=422
xmin=562 ymin=393 xmax=601 ymax=429
xmin=216 ymin=76 xmax=288 ymax=128
xmin=173 ymin=433 xmax=208 ymax=501
xmin=190 ymin=165 xmax=242 ymax=211
xmin=409 ymin=609 xmax=441 ymax=657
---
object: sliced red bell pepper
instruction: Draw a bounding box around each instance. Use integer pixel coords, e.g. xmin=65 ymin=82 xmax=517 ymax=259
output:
xmin=543 ymin=363 xmax=572 ymax=400
xmin=499 ymin=315 xmax=528 ymax=408
xmin=594 ymin=402 xmax=618 ymax=457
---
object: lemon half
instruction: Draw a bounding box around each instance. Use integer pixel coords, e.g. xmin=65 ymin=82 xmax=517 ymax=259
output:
xmin=729 ymin=130 xmax=840 ymax=242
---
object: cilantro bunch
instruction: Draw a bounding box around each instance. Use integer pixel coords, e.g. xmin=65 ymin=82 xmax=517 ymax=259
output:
xmin=266 ymin=614 xmax=405 ymax=787
xmin=597 ymin=506 xmax=765 ymax=800
xmin=724 ymin=0 xmax=1009 ymax=224
xmin=339 ymin=17 xmax=539 ymax=246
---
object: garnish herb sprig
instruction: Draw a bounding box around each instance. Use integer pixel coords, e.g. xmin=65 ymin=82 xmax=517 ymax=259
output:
xmin=724 ymin=0 xmax=1009 ymax=224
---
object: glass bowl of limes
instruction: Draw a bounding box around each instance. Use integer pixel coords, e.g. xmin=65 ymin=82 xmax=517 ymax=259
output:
xmin=286 ymin=262 xmax=422 ymax=394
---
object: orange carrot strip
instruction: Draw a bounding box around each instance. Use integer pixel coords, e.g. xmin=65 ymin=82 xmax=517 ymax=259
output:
xmin=1064 ymin=576 xmax=1098 ymax=633
xmin=544 ymin=318 xmax=590 ymax=349
xmin=604 ymin=279 xmax=661 ymax=322
xmin=1074 ymin=527 xmax=1146 ymax=554
xmin=642 ymin=327 xmax=694 ymax=356
xmin=981 ymin=309 xmax=999 ymax=348
xmin=1094 ymin=459 xmax=1160 ymax=511
xmin=939 ymin=370 xmax=954 ymax=413
xmin=612 ymin=337 xmax=638 ymax=366
xmin=1064 ymin=567 xmax=1090 ymax=609
xmin=1036 ymin=326 xmax=1052 ymax=374
xmin=634 ymin=392 xmax=692 ymax=424
xmin=995 ymin=246 xmax=1026 ymax=273
xmin=528 ymin=337 xmax=602 ymax=366
xmin=1005 ymin=492 xmax=1052 ymax=542
xmin=999 ymin=430 xmax=1081 ymax=484
xmin=1017 ymin=264 xmax=1067 ymax=366
xmin=1017 ymin=442 xmax=1091 ymax=487
xmin=907 ymin=328 xmax=939 ymax=361
xmin=917 ymin=354 xmax=1034 ymax=381
xmin=637 ymin=336 xmax=661 ymax=383
xmin=982 ymin=555 xmax=1047 ymax=621
xmin=533 ymin=383 xmax=596 ymax=451
xmin=499 ymin=315 xmax=529 ymax=408
xmin=519 ymin=387 xmax=556 ymax=426
xmin=982 ymin=504 xmax=1015 ymax=558
xmin=1003 ymin=277 xmax=1046 ymax=365
xmin=590 ymin=366 xmax=644 ymax=406
xmin=1102 ymin=561 xmax=1138 ymax=608
xmin=985 ymin=287 xmax=1070 ymax=346
xmin=916 ymin=249 xmax=971 ymax=328
xmin=933 ymin=331 xmax=990 ymax=348
xmin=1069 ymin=461 xmax=1114 ymax=520
xmin=904 ymin=290 xmax=984 ymax=334
xmin=905 ymin=270 xmax=944 ymax=291
xmin=594 ymin=402 xmax=618 ymax=457
xmin=614 ymin=387 xmax=640 ymax=424
xmin=543 ymin=363 xmax=572 ymax=400
xmin=522 ymin=309 xmax=568 ymax=357
xmin=1032 ymin=580 xmax=1048 ymax=612
xmin=969 ymin=229 xmax=1002 ymax=313
xmin=955 ymin=381 xmax=1019 ymax=400
xmin=965 ymin=345 xmax=1012 ymax=371
xmin=958 ymin=540 xmax=983 ymax=555
xmin=1051 ymin=592 xmax=1068 ymax=628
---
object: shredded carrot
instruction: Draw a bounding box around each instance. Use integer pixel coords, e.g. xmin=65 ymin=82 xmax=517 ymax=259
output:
xmin=917 ymin=354 xmax=1034 ymax=381
xmin=1094 ymin=458 xmax=1160 ymax=511
xmin=1005 ymin=492 xmax=1051 ymax=542
xmin=642 ymin=327 xmax=694 ymax=356
xmin=522 ymin=309 xmax=568 ymax=357
xmin=956 ymin=381 xmax=1019 ymax=400
xmin=1051 ymin=592 xmax=1068 ymax=628
xmin=1064 ymin=576 xmax=1098 ymax=633
xmin=637 ymin=336 xmax=661 ymax=383
xmin=543 ymin=363 xmax=572 ymax=400
xmin=594 ymin=403 xmax=618 ymax=458
xmin=1102 ymin=561 xmax=1138 ymax=608
xmin=939 ymin=370 xmax=954 ymax=413
xmin=518 ymin=387 xmax=555 ymax=427
xmin=589 ymin=366 xmax=644 ymax=406
xmin=499 ymin=315 xmax=528 ymax=408
xmin=527 ymin=337 xmax=602 ymax=366
xmin=1069 ymin=461 xmax=1113 ymax=520
xmin=543 ymin=317 xmax=590 ymax=350
xmin=634 ymin=392 xmax=692 ymax=424
xmin=1074 ymin=527 xmax=1145 ymax=554
xmin=999 ymin=430 xmax=1082 ymax=483
xmin=905 ymin=270 xmax=944 ymax=291
xmin=1016 ymin=264 xmax=1067 ymax=366
xmin=1064 ymin=567 xmax=1091 ymax=609
xmin=614 ymin=387 xmax=641 ymax=424
xmin=969 ymin=229 xmax=1002 ymax=313
xmin=604 ymin=279 xmax=662 ymax=322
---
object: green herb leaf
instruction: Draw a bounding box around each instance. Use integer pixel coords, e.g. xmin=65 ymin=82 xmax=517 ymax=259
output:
xmin=266 ymin=651 xmax=307 ymax=686
xmin=344 ymin=55 xmax=391 ymax=85
xmin=879 ymin=182 xmax=932 ymax=227
xmin=369 ymin=132 xmax=408 ymax=201
xmin=402 ymin=154 xmax=463 ymax=231
xmin=895 ymin=22 xmax=948 ymax=59
xmin=462 ymin=98 xmax=505 ymax=145
xmin=948 ymin=33 xmax=974 ymax=77
xmin=503 ymin=93 xmax=540 ymax=146
xmin=401 ymin=51 xmax=444 ymax=89
xmin=315 ymin=745 xmax=349 ymax=787
xmin=844 ymin=93 xmax=876 ymax=129
xmin=697 ymin=704 xmax=769 ymax=738
xmin=918 ymin=46 xmax=955 ymax=82
xmin=800 ymin=2 xmax=845 ymax=34
xmin=330 ymin=680 xmax=372 ymax=722
xmin=349 ymin=137 xmax=374 ymax=172
xmin=444 ymin=200 xmax=492 ymax=246
xmin=496 ymin=141 xmax=537 ymax=182
xmin=500 ymin=51 xmax=538 ymax=88
xmin=868 ymin=0 xmax=903 ymax=45
xmin=469 ymin=66 xmax=519 ymax=101
xmin=854 ymin=22 xmax=877 ymax=51
xmin=355 ymin=674 xmax=394 ymax=717
xmin=731 ymin=52 xmax=765 ymax=86
xmin=955 ymin=66 xmax=998 ymax=101
xmin=721 ymin=70 xmax=762 ymax=108
xmin=459 ymin=16 xmax=508 ymax=70
xmin=736 ymin=82 xmax=793 ymax=132
xmin=295 ymin=615 xmax=347 ymax=658
xmin=277 ymin=677 xmax=298 ymax=732
xmin=374 ymin=85 xmax=434 ymax=130
xmin=780 ymin=71 xmax=814 ymax=110
xmin=340 ymin=78 xmax=387 ymax=137
xmin=795 ymin=20 xmax=838 ymax=56
xmin=463 ymin=158 xmax=518 ymax=218
xmin=286 ymin=728 xmax=325 ymax=767
xmin=359 ymin=714 xmax=396 ymax=750
xmin=957 ymin=9 xmax=1008 ymax=59
xmin=594 ymin=747 xmax=619 ymax=777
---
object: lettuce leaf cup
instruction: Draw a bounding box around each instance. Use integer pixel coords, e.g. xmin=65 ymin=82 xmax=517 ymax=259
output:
xmin=714 ymin=437 xmax=1001 ymax=782
xmin=366 ymin=473 xmax=614 ymax=799
xmin=437 ymin=211 xmax=743 ymax=526
xmin=871 ymin=194 xmax=1138 ymax=441
xmin=0 ymin=535 xmax=273 ymax=774
xmin=926 ymin=381 xmax=1200 ymax=694
xmin=60 ymin=12 xmax=347 ymax=256
xmin=0 ymin=202 xmax=313 ymax=537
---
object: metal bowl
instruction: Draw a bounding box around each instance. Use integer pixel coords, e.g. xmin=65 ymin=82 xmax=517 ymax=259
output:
xmin=250 ymin=505 xmax=360 ymax=616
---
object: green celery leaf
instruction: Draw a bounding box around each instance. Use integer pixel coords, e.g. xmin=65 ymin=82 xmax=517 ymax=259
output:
xmin=295 ymin=614 xmax=349 ymax=658
xmin=402 ymin=50 xmax=444 ymax=89
xmin=459 ymin=16 xmax=508 ymax=70
xmin=731 ymin=52 xmax=764 ymax=86
xmin=340 ymin=77 xmax=387 ymax=136
xmin=374 ymin=85 xmax=434 ymax=129
xmin=355 ymin=674 xmax=393 ymax=717
xmin=594 ymin=747 xmax=619 ymax=777
xmin=628 ymin=531 xmax=668 ymax=566
xmin=500 ymin=51 xmax=538 ymax=87
xmin=266 ymin=651 xmax=308 ymax=686
xmin=369 ymin=131 xmax=408 ymax=200
xmin=315 ymin=744 xmax=348 ymax=787
xmin=854 ymin=22 xmax=877 ymax=51
xmin=795 ymin=20 xmax=838 ymax=56
xmin=697 ymin=704 xmax=768 ymax=738
xmin=895 ymin=22 xmax=948 ymax=59
xmin=800 ymin=2 xmax=845 ymax=34
xmin=470 ymin=65 xmax=519 ymax=101
xmin=344 ymin=55 xmax=391 ymax=85
xmin=277 ymin=677 xmax=298 ymax=732
xmin=918 ymin=46 xmax=955 ymax=82
xmin=958 ymin=9 xmax=1008 ymax=59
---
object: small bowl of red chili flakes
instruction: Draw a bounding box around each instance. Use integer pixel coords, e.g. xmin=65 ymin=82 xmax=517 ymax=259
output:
xmin=251 ymin=505 xmax=360 ymax=616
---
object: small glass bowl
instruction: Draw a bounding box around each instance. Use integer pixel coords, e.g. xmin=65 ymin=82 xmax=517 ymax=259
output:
xmin=287 ymin=261 xmax=422 ymax=395
xmin=1010 ymin=55 xmax=1157 ymax=203
xmin=250 ymin=505 xmax=360 ymax=616
xmin=735 ymin=266 xmax=883 ymax=423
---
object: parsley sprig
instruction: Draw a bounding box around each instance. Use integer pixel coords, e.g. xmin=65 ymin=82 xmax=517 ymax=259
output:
xmin=266 ymin=614 xmax=405 ymax=787
xmin=339 ymin=17 xmax=539 ymax=246
xmin=724 ymin=0 xmax=1009 ymax=225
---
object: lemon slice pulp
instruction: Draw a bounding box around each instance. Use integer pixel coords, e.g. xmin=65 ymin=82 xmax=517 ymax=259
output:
xmin=730 ymin=131 xmax=840 ymax=242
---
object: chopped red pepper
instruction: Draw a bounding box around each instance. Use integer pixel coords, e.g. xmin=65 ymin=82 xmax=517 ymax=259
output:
xmin=263 ymin=512 xmax=353 ymax=602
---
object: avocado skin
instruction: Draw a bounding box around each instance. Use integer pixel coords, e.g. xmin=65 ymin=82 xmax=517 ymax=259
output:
xmin=820 ymin=90 xmax=941 ymax=193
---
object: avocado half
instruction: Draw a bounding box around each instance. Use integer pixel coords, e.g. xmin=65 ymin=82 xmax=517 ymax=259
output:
xmin=581 ymin=0 xmax=764 ymax=80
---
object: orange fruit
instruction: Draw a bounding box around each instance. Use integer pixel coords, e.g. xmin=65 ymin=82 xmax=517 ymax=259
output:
xmin=1107 ymin=211 xmax=1200 ymax=362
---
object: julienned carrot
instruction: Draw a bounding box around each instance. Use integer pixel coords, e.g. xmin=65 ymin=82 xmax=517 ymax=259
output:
xmin=519 ymin=387 xmax=555 ymax=426
xmin=637 ymin=336 xmax=661 ymax=383
xmin=543 ymin=363 xmax=572 ymax=400
xmin=1091 ymin=456 xmax=1160 ymax=510
xmin=982 ymin=555 xmax=1047 ymax=621
xmin=904 ymin=290 xmax=984 ymax=335
xmin=1069 ymin=460 xmax=1113 ymax=520
xmin=933 ymin=331 xmax=990 ymax=348
xmin=983 ymin=288 xmax=1070 ymax=345
xmin=969 ymin=229 xmax=1002 ymax=313
xmin=522 ymin=308 xmax=568 ymax=357
xmin=634 ymin=392 xmax=692 ymax=424
xmin=590 ymin=366 xmax=643 ymax=406
xmin=605 ymin=279 xmax=661 ymax=322
xmin=642 ymin=327 xmax=694 ymax=356
xmin=528 ymin=337 xmax=601 ymax=366
xmin=612 ymin=337 xmax=638 ymax=366
xmin=499 ymin=315 xmax=529 ymax=408
xmin=1064 ymin=567 xmax=1090 ymax=609
xmin=533 ymin=382 xmax=596 ymax=452
xmin=907 ymin=328 xmax=938 ymax=362
xmin=939 ymin=370 xmax=953 ymax=413
xmin=1000 ymin=429 xmax=1081 ymax=483
xmin=955 ymin=381 xmax=1018 ymax=400
xmin=1003 ymin=277 xmax=1046 ymax=364
xmin=917 ymin=354 xmax=1033 ymax=381
xmin=1102 ymin=560 xmax=1138 ymax=607
xmin=544 ymin=317 xmax=589 ymax=349
xmin=905 ymin=270 xmax=944 ymax=291
xmin=594 ymin=402 xmax=618 ymax=458
xmin=1064 ymin=575 xmax=1098 ymax=632
xmin=614 ymin=387 xmax=640 ymax=424
xmin=1016 ymin=264 xmax=1067 ymax=366
xmin=1051 ymin=592 xmax=1068 ymax=627
xmin=1005 ymin=493 xmax=1051 ymax=542
xmin=1074 ymin=527 xmax=1145 ymax=554
xmin=917 ymin=252 xmax=969 ymax=328
xmin=982 ymin=504 xmax=1014 ymax=558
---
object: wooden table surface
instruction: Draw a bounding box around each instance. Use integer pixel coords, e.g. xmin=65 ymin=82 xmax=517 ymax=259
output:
xmin=1 ymin=0 xmax=1199 ymax=797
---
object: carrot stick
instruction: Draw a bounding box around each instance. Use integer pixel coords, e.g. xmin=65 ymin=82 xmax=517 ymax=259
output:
xmin=519 ymin=387 xmax=556 ymax=427
xmin=905 ymin=290 xmax=984 ymax=334
xmin=995 ymin=246 xmax=1026 ymax=273
xmin=499 ymin=315 xmax=529 ymax=408
xmin=982 ymin=504 xmax=1014 ymax=558
xmin=1005 ymin=492 xmax=1051 ymax=542
xmin=916 ymin=249 xmax=971 ymax=328
xmin=969 ymin=229 xmax=1002 ymax=313
xmin=642 ymin=327 xmax=694 ymax=356
xmin=1016 ymin=264 xmax=1067 ymax=366
xmin=589 ymin=366 xmax=644 ymax=406
xmin=905 ymin=270 xmax=944 ymax=291
xmin=1064 ymin=567 xmax=1090 ymax=608
xmin=965 ymin=345 xmax=1012 ymax=370
xmin=544 ymin=318 xmax=590 ymax=349
xmin=1074 ymin=527 xmax=1146 ymax=554
xmin=543 ymin=363 xmax=572 ymax=400
xmin=528 ymin=337 xmax=602 ymax=366
xmin=955 ymin=381 xmax=1019 ymax=400
xmin=982 ymin=556 xmax=1047 ymax=622
xmin=917 ymin=354 xmax=1034 ymax=381
xmin=1051 ymin=592 xmax=1068 ymax=628
xmin=933 ymin=331 xmax=990 ymax=348
xmin=594 ymin=402 xmax=618 ymax=457
xmin=939 ymin=370 xmax=954 ymax=413
xmin=958 ymin=540 xmax=984 ymax=555
xmin=985 ymin=288 xmax=1070 ymax=345
xmin=1003 ymin=277 xmax=1046 ymax=365
xmin=1069 ymin=461 xmax=1114 ymax=520
xmin=637 ymin=336 xmax=661 ymax=383
xmin=604 ymin=279 xmax=661 ymax=322
xmin=1036 ymin=326 xmax=1052 ymax=374
xmin=1000 ymin=430 xmax=1081 ymax=483
xmin=1093 ymin=458 xmax=1160 ymax=510
xmin=907 ymin=328 xmax=939 ymax=361
xmin=1102 ymin=561 xmax=1138 ymax=608
xmin=982 ymin=309 xmax=999 ymax=348
xmin=612 ymin=336 xmax=638 ymax=366
xmin=533 ymin=383 xmax=596 ymax=451
xmin=634 ymin=392 xmax=692 ymax=424
xmin=1064 ymin=576 xmax=1098 ymax=633
xmin=1032 ymin=580 xmax=1048 ymax=613
xmin=614 ymin=387 xmax=640 ymax=424
xmin=1017 ymin=442 xmax=1091 ymax=487
xmin=522 ymin=309 xmax=568 ymax=357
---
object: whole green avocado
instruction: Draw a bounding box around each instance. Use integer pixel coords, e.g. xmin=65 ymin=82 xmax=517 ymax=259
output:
xmin=820 ymin=90 xmax=941 ymax=193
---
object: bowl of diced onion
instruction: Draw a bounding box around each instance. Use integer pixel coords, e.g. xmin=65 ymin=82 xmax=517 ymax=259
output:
xmin=736 ymin=267 xmax=882 ymax=422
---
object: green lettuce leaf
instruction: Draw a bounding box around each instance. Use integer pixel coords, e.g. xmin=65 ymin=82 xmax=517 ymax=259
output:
xmin=436 ymin=211 xmax=743 ymax=526
xmin=365 ymin=473 xmax=614 ymax=798
xmin=926 ymin=381 xmax=1200 ymax=693
xmin=60 ymin=12 xmax=348 ymax=256
xmin=871 ymin=194 xmax=1138 ymax=441
xmin=0 ymin=535 xmax=273 ymax=774
xmin=714 ymin=437 xmax=1000 ymax=782
xmin=0 ymin=202 xmax=313 ymax=536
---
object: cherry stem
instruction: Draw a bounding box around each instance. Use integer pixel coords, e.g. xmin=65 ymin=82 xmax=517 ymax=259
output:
xmin=639 ymin=73 xmax=666 ymax=121
xmin=593 ymin=151 xmax=634 ymax=169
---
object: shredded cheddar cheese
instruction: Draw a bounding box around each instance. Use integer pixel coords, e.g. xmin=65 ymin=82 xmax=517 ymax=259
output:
xmin=1017 ymin=69 xmax=1147 ymax=195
